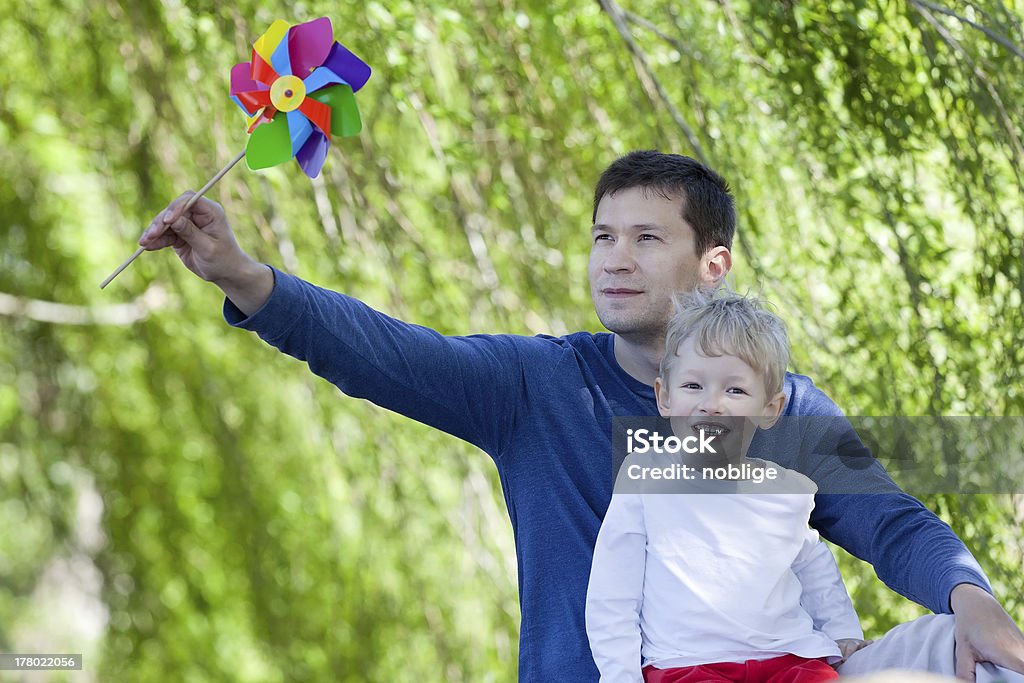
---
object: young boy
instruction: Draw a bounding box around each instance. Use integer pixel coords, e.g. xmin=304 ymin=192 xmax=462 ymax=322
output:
xmin=586 ymin=290 xmax=868 ymax=683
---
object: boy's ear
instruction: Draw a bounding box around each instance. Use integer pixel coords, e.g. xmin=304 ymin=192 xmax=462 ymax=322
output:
xmin=759 ymin=391 xmax=786 ymax=430
xmin=654 ymin=377 xmax=671 ymax=417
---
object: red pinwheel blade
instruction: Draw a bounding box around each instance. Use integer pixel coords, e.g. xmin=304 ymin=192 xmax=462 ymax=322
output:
xmin=250 ymin=49 xmax=279 ymax=87
xmin=235 ymin=89 xmax=273 ymax=113
xmin=297 ymin=97 xmax=331 ymax=138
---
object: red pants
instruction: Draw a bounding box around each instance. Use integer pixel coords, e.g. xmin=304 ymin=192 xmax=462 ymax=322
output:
xmin=642 ymin=654 xmax=839 ymax=683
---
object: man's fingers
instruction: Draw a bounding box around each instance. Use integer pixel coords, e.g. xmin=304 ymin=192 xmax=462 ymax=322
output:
xmin=139 ymin=219 xmax=178 ymax=250
xmin=139 ymin=192 xmax=198 ymax=247
xmin=954 ymin=642 xmax=978 ymax=682
xmin=166 ymin=215 xmax=213 ymax=251
xmin=161 ymin=191 xmax=197 ymax=226
xmin=183 ymin=195 xmax=224 ymax=227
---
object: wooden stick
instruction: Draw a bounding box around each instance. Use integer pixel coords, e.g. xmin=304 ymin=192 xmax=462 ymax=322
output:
xmin=100 ymin=149 xmax=247 ymax=289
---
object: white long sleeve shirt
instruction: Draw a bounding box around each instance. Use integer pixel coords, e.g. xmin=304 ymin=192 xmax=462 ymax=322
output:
xmin=585 ymin=458 xmax=863 ymax=683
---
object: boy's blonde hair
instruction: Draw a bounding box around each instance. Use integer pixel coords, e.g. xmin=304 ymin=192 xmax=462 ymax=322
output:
xmin=660 ymin=288 xmax=790 ymax=397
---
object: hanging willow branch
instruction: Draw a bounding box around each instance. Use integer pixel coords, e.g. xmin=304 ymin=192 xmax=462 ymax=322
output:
xmin=913 ymin=2 xmax=1024 ymax=166
xmin=596 ymin=0 xmax=709 ymax=165
xmin=909 ymin=0 xmax=1024 ymax=62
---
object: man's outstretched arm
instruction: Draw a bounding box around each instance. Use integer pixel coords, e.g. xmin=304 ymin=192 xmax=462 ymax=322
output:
xmin=139 ymin=192 xmax=542 ymax=456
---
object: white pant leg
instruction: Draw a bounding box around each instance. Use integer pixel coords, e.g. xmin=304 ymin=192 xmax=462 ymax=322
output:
xmin=836 ymin=613 xmax=1024 ymax=682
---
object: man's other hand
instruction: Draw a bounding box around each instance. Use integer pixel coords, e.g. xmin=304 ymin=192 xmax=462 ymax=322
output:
xmin=951 ymin=583 xmax=1024 ymax=681
xmin=836 ymin=637 xmax=873 ymax=664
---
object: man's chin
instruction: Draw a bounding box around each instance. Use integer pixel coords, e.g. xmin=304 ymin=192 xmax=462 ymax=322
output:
xmin=595 ymin=310 xmax=665 ymax=340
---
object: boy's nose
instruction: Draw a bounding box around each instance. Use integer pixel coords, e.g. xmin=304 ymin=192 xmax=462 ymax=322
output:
xmin=698 ymin=399 xmax=724 ymax=416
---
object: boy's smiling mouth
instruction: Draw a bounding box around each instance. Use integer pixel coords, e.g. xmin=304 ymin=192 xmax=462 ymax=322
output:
xmin=691 ymin=421 xmax=730 ymax=438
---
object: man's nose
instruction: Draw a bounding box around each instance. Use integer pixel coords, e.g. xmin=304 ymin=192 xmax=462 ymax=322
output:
xmin=603 ymin=241 xmax=636 ymax=273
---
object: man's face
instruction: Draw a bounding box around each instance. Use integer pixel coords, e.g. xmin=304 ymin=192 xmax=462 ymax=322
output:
xmin=589 ymin=187 xmax=702 ymax=343
xmin=655 ymin=336 xmax=783 ymax=461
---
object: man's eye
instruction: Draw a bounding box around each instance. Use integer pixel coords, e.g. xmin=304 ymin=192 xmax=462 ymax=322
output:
xmin=639 ymin=234 xmax=659 ymax=241
xmin=594 ymin=234 xmax=613 ymax=243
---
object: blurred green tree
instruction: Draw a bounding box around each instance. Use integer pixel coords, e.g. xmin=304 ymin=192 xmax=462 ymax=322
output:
xmin=1 ymin=0 xmax=1021 ymax=680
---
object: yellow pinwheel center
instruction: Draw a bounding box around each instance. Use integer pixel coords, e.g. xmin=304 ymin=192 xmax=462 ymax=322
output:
xmin=270 ymin=75 xmax=306 ymax=112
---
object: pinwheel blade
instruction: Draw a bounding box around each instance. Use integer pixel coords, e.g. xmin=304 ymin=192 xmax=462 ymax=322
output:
xmin=289 ymin=17 xmax=334 ymax=77
xmin=250 ymin=49 xmax=278 ymax=87
xmin=231 ymin=62 xmax=259 ymax=95
xmin=246 ymin=107 xmax=276 ymax=133
xmin=285 ymin=110 xmax=314 ymax=156
xmin=245 ymin=115 xmax=294 ymax=170
xmin=322 ymin=42 xmax=371 ymax=93
xmin=309 ymin=84 xmax=362 ymax=137
xmin=297 ymin=97 xmax=331 ymax=137
xmin=253 ymin=20 xmax=290 ymax=66
xmin=303 ymin=66 xmax=345 ymax=95
xmin=296 ymin=130 xmax=329 ymax=178
xmin=270 ymin=29 xmax=293 ymax=77
xmin=235 ymin=89 xmax=272 ymax=113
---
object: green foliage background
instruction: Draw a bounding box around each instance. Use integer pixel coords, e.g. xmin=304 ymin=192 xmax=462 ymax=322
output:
xmin=1 ymin=0 xmax=1022 ymax=680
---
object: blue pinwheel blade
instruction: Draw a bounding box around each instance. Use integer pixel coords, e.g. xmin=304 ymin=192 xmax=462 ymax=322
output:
xmin=286 ymin=109 xmax=313 ymax=156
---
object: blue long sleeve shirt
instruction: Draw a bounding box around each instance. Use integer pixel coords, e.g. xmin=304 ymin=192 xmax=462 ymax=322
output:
xmin=225 ymin=268 xmax=991 ymax=682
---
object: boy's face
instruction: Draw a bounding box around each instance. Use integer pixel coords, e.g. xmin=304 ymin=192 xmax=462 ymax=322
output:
xmin=655 ymin=336 xmax=785 ymax=461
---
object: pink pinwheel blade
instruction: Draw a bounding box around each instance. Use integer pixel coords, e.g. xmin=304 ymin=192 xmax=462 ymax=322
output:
xmin=230 ymin=62 xmax=265 ymax=96
xmin=230 ymin=62 xmax=267 ymax=115
xmin=322 ymin=42 xmax=371 ymax=92
xmin=296 ymin=130 xmax=329 ymax=178
xmin=289 ymin=17 xmax=334 ymax=77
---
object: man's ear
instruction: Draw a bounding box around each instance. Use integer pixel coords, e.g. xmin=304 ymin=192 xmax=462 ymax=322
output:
xmin=655 ymin=376 xmax=671 ymax=417
xmin=760 ymin=391 xmax=786 ymax=430
xmin=701 ymin=246 xmax=732 ymax=286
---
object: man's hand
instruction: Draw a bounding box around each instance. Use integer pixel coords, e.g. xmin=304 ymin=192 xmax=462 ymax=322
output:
xmin=139 ymin=192 xmax=273 ymax=315
xmin=951 ymin=583 xmax=1024 ymax=681
xmin=835 ymin=637 xmax=872 ymax=664
xmin=139 ymin=192 xmax=248 ymax=283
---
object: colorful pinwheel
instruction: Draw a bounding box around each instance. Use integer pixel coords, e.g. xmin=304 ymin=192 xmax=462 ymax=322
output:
xmin=101 ymin=16 xmax=371 ymax=288
xmin=229 ymin=17 xmax=371 ymax=178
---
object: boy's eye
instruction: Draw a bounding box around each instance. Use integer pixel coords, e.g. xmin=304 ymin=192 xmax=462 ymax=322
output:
xmin=594 ymin=234 xmax=612 ymax=243
xmin=727 ymin=387 xmax=749 ymax=395
xmin=681 ymin=383 xmax=701 ymax=390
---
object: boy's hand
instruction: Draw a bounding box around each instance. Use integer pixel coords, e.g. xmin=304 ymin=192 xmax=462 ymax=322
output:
xmin=836 ymin=638 xmax=872 ymax=664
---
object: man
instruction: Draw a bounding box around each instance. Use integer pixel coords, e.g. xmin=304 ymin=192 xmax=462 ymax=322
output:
xmin=138 ymin=151 xmax=1024 ymax=681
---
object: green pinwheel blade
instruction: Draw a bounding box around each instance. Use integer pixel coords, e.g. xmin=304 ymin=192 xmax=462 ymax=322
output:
xmin=245 ymin=115 xmax=294 ymax=170
xmin=309 ymin=84 xmax=362 ymax=137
